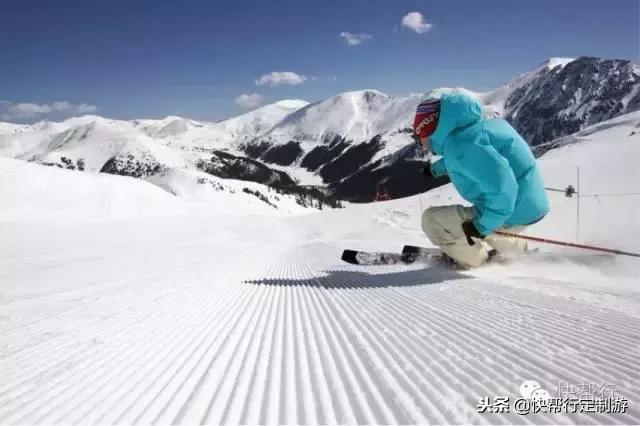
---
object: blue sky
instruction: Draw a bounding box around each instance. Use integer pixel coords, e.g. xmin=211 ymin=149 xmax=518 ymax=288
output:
xmin=1 ymin=0 xmax=638 ymax=122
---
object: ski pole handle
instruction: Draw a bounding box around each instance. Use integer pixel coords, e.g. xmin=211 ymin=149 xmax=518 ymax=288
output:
xmin=462 ymin=221 xmax=478 ymax=246
xmin=465 ymin=234 xmax=475 ymax=246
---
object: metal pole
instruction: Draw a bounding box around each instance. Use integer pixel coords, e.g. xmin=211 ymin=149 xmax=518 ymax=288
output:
xmin=576 ymin=166 xmax=580 ymax=241
xmin=494 ymin=231 xmax=640 ymax=258
xmin=418 ymin=192 xmax=424 ymax=233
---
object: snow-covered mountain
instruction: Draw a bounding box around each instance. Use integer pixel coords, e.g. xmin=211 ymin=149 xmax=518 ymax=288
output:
xmin=0 ymin=114 xmax=286 ymax=177
xmin=235 ymin=57 xmax=639 ymax=200
xmin=0 ymin=110 xmax=344 ymax=210
xmin=239 ymin=90 xmax=423 ymax=169
xmin=479 ymin=57 xmax=577 ymax=117
xmin=502 ymin=57 xmax=640 ymax=145
xmin=259 ymin=90 xmax=415 ymax=145
xmin=219 ymin=99 xmax=309 ymax=140
xmin=1 ymin=56 xmax=638 ymax=203
xmin=0 ymin=116 xmax=190 ymax=177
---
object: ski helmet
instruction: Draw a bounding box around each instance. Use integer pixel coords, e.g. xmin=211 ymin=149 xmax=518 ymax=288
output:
xmin=413 ymin=99 xmax=440 ymax=140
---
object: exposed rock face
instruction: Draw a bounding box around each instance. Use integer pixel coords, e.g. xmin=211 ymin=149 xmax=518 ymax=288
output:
xmin=318 ymin=136 xmax=384 ymax=184
xmin=505 ymin=57 xmax=640 ymax=146
xmin=100 ymin=153 xmax=165 ymax=178
xmin=300 ymin=137 xmax=350 ymax=172
xmin=261 ymin=141 xmax=303 ymax=166
xmin=196 ymin=150 xmax=295 ymax=187
xmin=240 ymin=141 xmax=272 ymax=159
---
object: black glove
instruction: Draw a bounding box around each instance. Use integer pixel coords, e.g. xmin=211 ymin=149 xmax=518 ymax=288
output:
xmin=462 ymin=220 xmax=484 ymax=246
xmin=421 ymin=162 xmax=433 ymax=179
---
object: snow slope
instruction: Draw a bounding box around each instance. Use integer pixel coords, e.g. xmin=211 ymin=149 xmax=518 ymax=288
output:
xmin=1 ymin=106 xmax=640 ymax=425
xmin=0 ymin=157 xmax=186 ymax=221
xmin=145 ymin=168 xmax=317 ymax=215
xmin=219 ymin=99 xmax=309 ymax=140
xmin=0 ymin=158 xmax=317 ymax=221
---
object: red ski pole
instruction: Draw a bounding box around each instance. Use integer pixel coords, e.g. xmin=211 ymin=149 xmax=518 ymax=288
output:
xmin=494 ymin=231 xmax=640 ymax=258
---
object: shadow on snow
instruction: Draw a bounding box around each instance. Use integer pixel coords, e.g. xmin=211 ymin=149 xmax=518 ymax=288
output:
xmin=244 ymin=266 xmax=470 ymax=290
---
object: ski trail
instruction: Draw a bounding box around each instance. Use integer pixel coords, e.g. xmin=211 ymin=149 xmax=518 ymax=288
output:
xmin=2 ymin=241 xmax=639 ymax=424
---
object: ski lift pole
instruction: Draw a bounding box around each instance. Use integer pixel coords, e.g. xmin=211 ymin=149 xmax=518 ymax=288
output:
xmin=576 ymin=166 xmax=580 ymax=241
xmin=494 ymin=231 xmax=640 ymax=258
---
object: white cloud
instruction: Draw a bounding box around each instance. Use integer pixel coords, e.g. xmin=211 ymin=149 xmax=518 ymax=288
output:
xmin=401 ymin=12 xmax=433 ymax=34
xmin=76 ymin=104 xmax=99 ymax=114
xmin=235 ymin=93 xmax=264 ymax=109
xmin=8 ymin=103 xmax=52 ymax=117
xmin=339 ymin=32 xmax=373 ymax=46
xmin=52 ymin=101 xmax=71 ymax=112
xmin=255 ymin=71 xmax=307 ymax=87
xmin=0 ymin=100 xmax=99 ymax=121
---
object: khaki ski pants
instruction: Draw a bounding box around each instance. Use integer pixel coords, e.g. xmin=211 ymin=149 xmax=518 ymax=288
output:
xmin=421 ymin=205 xmax=528 ymax=268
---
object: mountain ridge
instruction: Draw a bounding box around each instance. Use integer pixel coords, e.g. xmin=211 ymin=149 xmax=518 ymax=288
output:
xmin=1 ymin=56 xmax=638 ymax=203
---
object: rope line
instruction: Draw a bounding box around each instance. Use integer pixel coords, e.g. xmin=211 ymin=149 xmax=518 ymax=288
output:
xmin=546 ymin=187 xmax=640 ymax=198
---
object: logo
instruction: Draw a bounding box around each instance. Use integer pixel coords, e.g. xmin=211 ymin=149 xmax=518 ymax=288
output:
xmin=520 ymin=380 xmax=551 ymax=402
xmin=478 ymin=380 xmax=628 ymax=416
xmin=415 ymin=111 xmax=439 ymax=135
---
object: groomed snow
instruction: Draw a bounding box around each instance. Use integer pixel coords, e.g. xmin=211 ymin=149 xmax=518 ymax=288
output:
xmin=1 ymin=113 xmax=639 ymax=424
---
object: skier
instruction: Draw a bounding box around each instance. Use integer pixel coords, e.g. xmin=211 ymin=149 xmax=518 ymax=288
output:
xmin=413 ymin=94 xmax=550 ymax=268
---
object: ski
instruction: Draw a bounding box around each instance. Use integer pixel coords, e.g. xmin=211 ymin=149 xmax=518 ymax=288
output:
xmin=341 ymin=249 xmax=410 ymax=265
xmin=401 ymin=245 xmax=441 ymax=261
xmin=402 ymin=245 xmax=461 ymax=267
xmin=402 ymin=244 xmax=615 ymax=267
xmin=341 ymin=245 xmax=441 ymax=266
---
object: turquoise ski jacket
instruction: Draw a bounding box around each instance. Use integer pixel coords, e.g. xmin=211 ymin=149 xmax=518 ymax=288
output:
xmin=428 ymin=93 xmax=550 ymax=235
